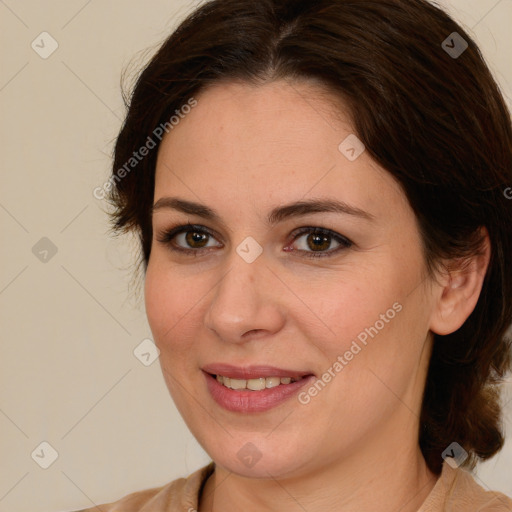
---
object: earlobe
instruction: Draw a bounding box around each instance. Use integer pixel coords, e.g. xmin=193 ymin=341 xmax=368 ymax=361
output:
xmin=429 ymin=227 xmax=491 ymax=336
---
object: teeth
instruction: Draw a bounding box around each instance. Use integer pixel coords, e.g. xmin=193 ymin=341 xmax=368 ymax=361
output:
xmin=266 ymin=377 xmax=281 ymax=388
xmin=215 ymin=375 xmax=299 ymax=390
xmin=247 ymin=378 xmax=266 ymax=391
xmin=230 ymin=378 xmax=247 ymax=390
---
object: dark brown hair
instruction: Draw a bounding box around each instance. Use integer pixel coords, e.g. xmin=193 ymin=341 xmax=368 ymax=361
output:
xmin=107 ymin=0 xmax=512 ymax=475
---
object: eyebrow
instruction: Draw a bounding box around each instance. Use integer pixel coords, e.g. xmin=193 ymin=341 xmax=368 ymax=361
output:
xmin=152 ymin=197 xmax=375 ymax=226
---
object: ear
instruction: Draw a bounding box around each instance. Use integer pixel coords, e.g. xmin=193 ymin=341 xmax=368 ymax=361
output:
xmin=429 ymin=227 xmax=491 ymax=336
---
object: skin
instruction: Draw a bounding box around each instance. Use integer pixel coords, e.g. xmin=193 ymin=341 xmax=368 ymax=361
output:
xmin=145 ymin=80 xmax=490 ymax=512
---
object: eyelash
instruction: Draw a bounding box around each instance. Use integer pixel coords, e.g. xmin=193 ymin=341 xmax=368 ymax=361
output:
xmin=155 ymin=223 xmax=353 ymax=259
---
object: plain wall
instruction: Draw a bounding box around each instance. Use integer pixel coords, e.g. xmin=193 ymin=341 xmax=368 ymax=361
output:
xmin=0 ymin=1 xmax=511 ymax=511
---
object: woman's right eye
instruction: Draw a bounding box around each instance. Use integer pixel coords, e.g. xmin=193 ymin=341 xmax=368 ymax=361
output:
xmin=156 ymin=224 xmax=222 ymax=255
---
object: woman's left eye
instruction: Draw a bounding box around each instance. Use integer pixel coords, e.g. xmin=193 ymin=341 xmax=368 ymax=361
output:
xmin=289 ymin=227 xmax=352 ymax=258
xmin=156 ymin=224 xmax=352 ymax=259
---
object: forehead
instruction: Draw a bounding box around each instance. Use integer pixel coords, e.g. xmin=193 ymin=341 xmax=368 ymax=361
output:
xmin=153 ymin=80 xmax=407 ymax=223
xmin=156 ymin=79 xmax=350 ymax=162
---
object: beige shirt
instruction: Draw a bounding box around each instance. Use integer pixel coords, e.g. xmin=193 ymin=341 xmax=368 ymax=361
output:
xmin=75 ymin=461 xmax=512 ymax=511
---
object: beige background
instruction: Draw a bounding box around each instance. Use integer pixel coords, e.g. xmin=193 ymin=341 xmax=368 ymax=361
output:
xmin=0 ymin=1 xmax=511 ymax=511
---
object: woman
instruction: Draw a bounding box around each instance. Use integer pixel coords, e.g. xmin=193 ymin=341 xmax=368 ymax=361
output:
xmin=76 ymin=0 xmax=512 ymax=510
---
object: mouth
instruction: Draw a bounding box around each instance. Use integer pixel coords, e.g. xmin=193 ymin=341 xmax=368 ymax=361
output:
xmin=210 ymin=374 xmax=304 ymax=391
xmin=202 ymin=364 xmax=315 ymax=412
xmin=202 ymin=363 xmax=314 ymax=384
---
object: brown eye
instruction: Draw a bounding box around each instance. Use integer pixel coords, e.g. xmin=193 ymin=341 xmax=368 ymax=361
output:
xmin=306 ymin=232 xmax=332 ymax=251
xmin=156 ymin=224 xmax=222 ymax=253
xmin=184 ymin=230 xmax=210 ymax=248
xmin=289 ymin=227 xmax=352 ymax=259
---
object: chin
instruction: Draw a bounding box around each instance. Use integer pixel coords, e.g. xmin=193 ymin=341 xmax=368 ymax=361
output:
xmin=219 ymin=455 xmax=299 ymax=479
xmin=204 ymin=439 xmax=310 ymax=480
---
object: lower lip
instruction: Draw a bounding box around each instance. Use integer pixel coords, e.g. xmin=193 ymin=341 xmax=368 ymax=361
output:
xmin=203 ymin=371 xmax=315 ymax=413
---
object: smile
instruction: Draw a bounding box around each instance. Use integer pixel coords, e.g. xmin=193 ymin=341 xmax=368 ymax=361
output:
xmin=203 ymin=369 xmax=315 ymax=413
xmin=214 ymin=375 xmax=301 ymax=391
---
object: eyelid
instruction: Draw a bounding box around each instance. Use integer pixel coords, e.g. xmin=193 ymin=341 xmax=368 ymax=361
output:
xmin=155 ymin=223 xmax=353 ymax=258
xmin=156 ymin=223 xmax=222 ymax=248
xmin=286 ymin=227 xmax=352 ymax=259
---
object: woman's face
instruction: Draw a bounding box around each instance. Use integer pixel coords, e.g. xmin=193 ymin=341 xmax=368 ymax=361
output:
xmin=145 ymin=80 xmax=439 ymax=478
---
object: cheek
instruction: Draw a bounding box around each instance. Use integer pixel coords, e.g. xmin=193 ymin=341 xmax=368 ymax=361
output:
xmin=144 ymin=260 xmax=197 ymax=349
xmin=303 ymin=264 xmax=425 ymax=398
xmin=322 ymin=291 xmax=430 ymax=421
xmin=300 ymin=270 xmax=401 ymax=355
xmin=144 ymin=262 xmax=206 ymax=397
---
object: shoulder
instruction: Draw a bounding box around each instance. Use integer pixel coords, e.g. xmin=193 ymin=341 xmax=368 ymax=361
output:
xmin=421 ymin=462 xmax=512 ymax=511
xmin=70 ymin=480 xmax=184 ymax=512
xmin=68 ymin=462 xmax=215 ymax=512
xmin=449 ymin=464 xmax=512 ymax=511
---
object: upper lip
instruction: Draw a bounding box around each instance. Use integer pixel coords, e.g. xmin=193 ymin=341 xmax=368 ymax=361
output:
xmin=202 ymin=363 xmax=314 ymax=380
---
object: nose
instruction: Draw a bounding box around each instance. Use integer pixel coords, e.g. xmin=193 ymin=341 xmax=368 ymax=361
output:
xmin=204 ymin=250 xmax=286 ymax=344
